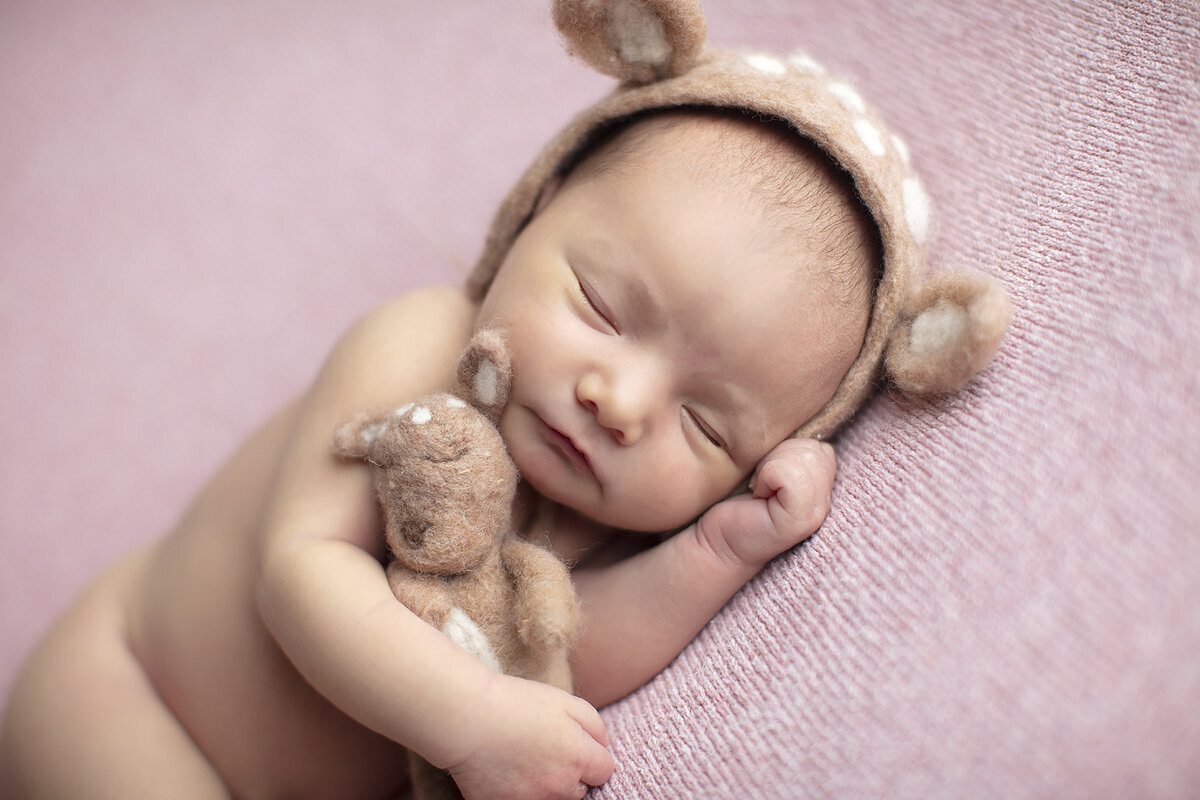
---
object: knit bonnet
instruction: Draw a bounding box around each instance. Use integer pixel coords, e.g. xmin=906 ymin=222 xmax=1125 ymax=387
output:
xmin=467 ymin=0 xmax=1011 ymax=441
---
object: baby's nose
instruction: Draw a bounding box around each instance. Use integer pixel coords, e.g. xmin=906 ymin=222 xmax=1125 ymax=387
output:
xmin=577 ymin=369 xmax=655 ymax=445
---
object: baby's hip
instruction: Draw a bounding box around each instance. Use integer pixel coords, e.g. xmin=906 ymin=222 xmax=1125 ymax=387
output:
xmin=7 ymin=545 xmax=406 ymax=797
xmin=123 ymin=539 xmax=410 ymax=798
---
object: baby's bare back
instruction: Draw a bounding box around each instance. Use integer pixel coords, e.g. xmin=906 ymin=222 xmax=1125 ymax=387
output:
xmin=127 ymin=400 xmax=410 ymax=797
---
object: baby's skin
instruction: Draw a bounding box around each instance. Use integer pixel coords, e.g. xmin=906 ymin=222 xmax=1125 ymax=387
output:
xmin=0 ymin=113 xmax=863 ymax=800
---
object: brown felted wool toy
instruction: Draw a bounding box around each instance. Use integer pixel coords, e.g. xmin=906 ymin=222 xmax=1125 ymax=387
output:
xmin=470 ymin=0 xmax=1013 ymax=441
xmin=333 ymin=328 xmax=580 ymax=800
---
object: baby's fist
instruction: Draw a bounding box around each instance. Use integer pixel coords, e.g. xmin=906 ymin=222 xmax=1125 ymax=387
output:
xmin=697 ymin=439 xmax=837 ymax=568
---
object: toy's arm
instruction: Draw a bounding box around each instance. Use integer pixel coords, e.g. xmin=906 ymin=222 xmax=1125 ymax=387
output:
xmin=569 ymin=438 xmax=837 ymax=709
xmin=502 ymin=538 xmax=581 ymax=650
xmin=255 ymin=287 xmax=612 ymax=797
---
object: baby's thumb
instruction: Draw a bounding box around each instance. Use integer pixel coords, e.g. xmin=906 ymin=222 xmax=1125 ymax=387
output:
xmin=696 ymin=493 xmax=773 ymax=558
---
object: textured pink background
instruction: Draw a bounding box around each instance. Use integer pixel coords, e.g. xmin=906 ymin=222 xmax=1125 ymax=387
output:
xmin=2 ymin=0 xmax=1198 ymax=796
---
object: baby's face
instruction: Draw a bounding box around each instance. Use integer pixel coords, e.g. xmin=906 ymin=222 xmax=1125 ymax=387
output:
xmin=476 ymin=120 xmax=866 ymax=532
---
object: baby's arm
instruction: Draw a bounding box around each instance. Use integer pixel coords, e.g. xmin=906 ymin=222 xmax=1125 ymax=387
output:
xmin=255 ymin=287 xmax=612 ymax=798
xmin=570 ymin=439 xmax=837 ymax=708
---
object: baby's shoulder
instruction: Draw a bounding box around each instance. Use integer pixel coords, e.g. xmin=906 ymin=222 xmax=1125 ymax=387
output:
xmin=319 ymin=285 xmax=479 ymax=410
xmin=350 ymin=285 xmax=477 ymax=345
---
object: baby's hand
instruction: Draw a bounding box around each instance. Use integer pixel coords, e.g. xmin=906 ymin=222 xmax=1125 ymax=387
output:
xmin=696 ymin=439 xmax=837 ymax=568
xmin=446 ymin=673 xmax=613 ymax=800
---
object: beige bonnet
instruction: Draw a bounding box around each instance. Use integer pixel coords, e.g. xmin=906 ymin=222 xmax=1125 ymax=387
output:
xmin=467 ymin=0 xmax=1012 ymax=441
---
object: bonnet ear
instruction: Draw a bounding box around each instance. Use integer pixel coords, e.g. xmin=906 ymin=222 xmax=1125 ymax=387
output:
xmin=455 ymin=328 xmax=514 ymax=424
xmin=552 ymin=0 xmax=707 ymax=83
xmin=884 ymin=270 xmax=1012 ymax=395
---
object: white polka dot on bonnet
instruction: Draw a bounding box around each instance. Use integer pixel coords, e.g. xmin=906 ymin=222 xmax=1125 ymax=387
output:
xmin=468 ymin=0 xmax=1011 ymax=441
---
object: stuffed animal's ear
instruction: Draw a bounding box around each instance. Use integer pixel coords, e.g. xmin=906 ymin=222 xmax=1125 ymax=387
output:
xmin=884 ymin=270 xmax=1012 ymax=395
xmin=552 ymin=0 xmax=706 ymax=83
xmin=332 ymin=413 xmax=391 ymax=462
xmin=455 ymin=329 xmax=513 ymax=424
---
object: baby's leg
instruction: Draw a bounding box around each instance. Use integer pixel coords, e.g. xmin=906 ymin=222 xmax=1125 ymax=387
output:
xmin=0 ymin=554 xmax=228 ymax=800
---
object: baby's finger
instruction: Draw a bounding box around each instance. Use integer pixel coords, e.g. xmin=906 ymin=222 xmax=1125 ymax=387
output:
xmin=753 ymin=440 xmax=835 ymax=495
xmin=567 ymin=696 xmax=610 ymax=747
xmin=761 ymin=445 xmax=835 ymax=536
xmin=578 ymin=738 xmax=615 ymax=789
xmin=761 ymin=456 xmax=818 ymax=522
xmin=565 ymin=697 xmax=614 ymax=788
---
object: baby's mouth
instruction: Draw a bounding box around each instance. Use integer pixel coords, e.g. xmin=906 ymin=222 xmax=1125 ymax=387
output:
xmin=541 ymin=420 xmax=595 ymax=478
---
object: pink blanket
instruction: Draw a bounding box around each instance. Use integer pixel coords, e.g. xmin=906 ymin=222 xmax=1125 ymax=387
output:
xmin=2 ymin=0 xmax=1197 ymax=795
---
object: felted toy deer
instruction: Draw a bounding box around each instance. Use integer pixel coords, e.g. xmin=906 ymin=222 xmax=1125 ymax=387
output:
xmin=333 ymin=329 xmax=580 ymax=800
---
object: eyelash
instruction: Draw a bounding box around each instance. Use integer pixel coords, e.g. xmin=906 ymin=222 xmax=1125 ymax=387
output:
xmin=686 ymin=408 xmax=724 ymax=449
xmin=576 ymin=277 xmax=616 ymax=331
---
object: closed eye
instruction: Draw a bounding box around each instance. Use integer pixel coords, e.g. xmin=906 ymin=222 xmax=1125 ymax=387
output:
xmin=576 ymin=275 xmax=617 ymax=333
xmin=685 ymin=407 xmax=725 ymax=449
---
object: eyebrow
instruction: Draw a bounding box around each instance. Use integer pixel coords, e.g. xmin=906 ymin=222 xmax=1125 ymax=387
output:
xmin=621 ymin=273 xmax=666 ymax=337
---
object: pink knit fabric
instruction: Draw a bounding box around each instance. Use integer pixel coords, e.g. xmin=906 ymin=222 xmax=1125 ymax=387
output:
xmin=2 ymin=1 xmax=1197 ymax=797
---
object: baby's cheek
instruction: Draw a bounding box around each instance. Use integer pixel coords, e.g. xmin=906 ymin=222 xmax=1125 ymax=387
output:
xmin=624 ymin=456 xmax=732 ymax=529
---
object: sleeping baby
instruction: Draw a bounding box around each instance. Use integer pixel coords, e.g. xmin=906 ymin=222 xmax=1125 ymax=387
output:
xmin=0 ymin=1 xmax=1009 ymax=798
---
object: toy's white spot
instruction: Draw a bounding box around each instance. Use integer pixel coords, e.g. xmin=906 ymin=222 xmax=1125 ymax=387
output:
xmin=827 ymin=81 xmax=866 ymax=113
xmin=744 ymin=53 xmax=787 ymax=76
xmin=391 ymin=403 xmax=414 ymax=418
xmin=442 ymin=607 xmax=501 ymax=673
xmin=854 ymin=118 xmax=886 ymax=156
xmin=474 ymin=360 xmax=500 ymax=407
xmin=902 ymin=177 xmax=931 ymax=242
xmin=788 ymin=51 xmax=826 ymax=75
xmin=445 ymin=396 xmax=467 ymax=409
xmin=410 ymin=406 xmax=433 ymax=425
xmin=891 ymin=133 xmax=911 ymax=165
xmin=909 ymin=299 xmax=968 ymax=356
xmin=609 ymin=0 xmax=672 ymax=68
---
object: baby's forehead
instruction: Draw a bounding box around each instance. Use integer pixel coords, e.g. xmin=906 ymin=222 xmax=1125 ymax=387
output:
xmin=574 ymin=110 xmax=821 ymax=189
xmin=566 ymin=109 xmax=880 ymax=362
xmin=579 ymin=111 xmax=869 ymax=243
